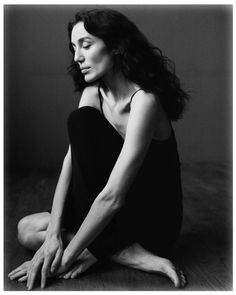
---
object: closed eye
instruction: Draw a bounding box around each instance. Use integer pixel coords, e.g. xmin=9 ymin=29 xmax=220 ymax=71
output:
xmin=82 ymin=43 xmax=91 ymax=49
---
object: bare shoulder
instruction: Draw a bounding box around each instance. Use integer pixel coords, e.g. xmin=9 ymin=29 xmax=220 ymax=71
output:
xmin=78 ymin=84 xmax=100 ymax=109
xmin=130 ymin=89 xmax=171 ymax=139
xmin=130 ymin=89 xmax=160 ymax=116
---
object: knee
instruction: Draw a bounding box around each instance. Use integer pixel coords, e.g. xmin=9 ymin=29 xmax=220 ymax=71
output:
xmin=17 ymin=216 xmax=35 ymax=246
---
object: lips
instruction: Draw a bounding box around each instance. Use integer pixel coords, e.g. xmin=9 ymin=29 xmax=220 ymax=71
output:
xmin=81 ymin=67 xmax=90 ymax=74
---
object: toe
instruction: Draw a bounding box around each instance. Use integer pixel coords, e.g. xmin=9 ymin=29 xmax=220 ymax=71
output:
xmin=168 ymin=267 xmax=180 ymax=288
xmin=178 ymin=270 xmax=187 ymax=288
xmin=174 ymin=268 xmax=187 ymax=288
xmin=161 ymin=261 xmax=187 ymax=288
xmin=159 ymin=260 xmax=179 ymax=287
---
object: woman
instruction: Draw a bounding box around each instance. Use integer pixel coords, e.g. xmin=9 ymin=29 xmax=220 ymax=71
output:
xmin=8 ymin=8 xmax=189 ymax=290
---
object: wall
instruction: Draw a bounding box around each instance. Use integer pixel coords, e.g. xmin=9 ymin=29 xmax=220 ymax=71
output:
xmin=4 ymin=5 xmax=232 ymax=171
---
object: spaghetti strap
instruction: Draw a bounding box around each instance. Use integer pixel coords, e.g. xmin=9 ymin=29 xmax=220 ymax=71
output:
xmin=98 ymin=86 xmax=105 ymax=116
xmin=66 ymin=105 xmax=183 ymax=258
xmin=130 ymin=89 xmax=143 ymax=103
xmin=98 ymin=86 xmax=143 ymax=115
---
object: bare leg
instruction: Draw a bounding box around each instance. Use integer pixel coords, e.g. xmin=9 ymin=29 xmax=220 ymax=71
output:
xmin=17 ymin=212 xmax=74 ymax=250
xmin=15 ymin=212 xmax=97 ymax=280
xmin=17 ymin=213 xmax=186 ymax=286
xmin=109 ymin=243 xmax=187 ymax=288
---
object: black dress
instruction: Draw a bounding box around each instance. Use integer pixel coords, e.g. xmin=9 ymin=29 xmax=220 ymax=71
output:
xmin=62 ymin=91 xmax=183 ymax=259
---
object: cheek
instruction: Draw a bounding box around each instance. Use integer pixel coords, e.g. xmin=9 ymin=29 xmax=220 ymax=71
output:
xmin=91 ymin=48 xmax=113 ymax=71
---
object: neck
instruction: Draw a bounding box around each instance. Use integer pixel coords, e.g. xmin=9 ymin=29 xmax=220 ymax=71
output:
xmin=100 ymin=69 xmax=138 ymax=102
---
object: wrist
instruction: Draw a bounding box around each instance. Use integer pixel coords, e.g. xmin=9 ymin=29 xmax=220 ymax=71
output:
xmin=46 ymin=226 xmax=61 ymax=239
xmin=63 ymin=246 xmax=82 ymax=267
xmin=60 ymin=251 xmax=73 ymax=271
xmin=47 ymin=214 xmax=62 ymax=233
xmin=63 ymin=248 xmax=73 ymax=263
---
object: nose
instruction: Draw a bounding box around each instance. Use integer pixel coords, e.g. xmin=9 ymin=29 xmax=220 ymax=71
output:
xmin=74 ymin=48 xmax=85 ymax=63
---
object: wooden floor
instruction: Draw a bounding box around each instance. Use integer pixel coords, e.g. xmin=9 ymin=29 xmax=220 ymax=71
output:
xmin=4 ymin=161 xmax=232 ymax=291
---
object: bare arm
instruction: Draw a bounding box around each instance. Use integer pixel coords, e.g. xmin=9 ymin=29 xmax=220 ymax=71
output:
xmin=60 ymin=91 xmax=159 ymax=269
xmin=47 ymin=146 xmax=72 ymax=236
xmin=26 ymin=146 xmax=72 ymax=289
xmin=48 ymin=85 xmax=99 ymax=236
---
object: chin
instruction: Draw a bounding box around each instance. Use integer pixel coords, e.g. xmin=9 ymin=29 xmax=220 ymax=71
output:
xmin=84 ymin=72 xmax=102 ymax=83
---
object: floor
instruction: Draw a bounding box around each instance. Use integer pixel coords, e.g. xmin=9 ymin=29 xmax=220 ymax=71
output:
xmin=4 ymin=161 xmax=232 ymax=291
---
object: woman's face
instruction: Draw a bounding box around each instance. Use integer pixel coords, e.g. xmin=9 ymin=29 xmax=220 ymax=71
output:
xmin=71 ymin=22 xmax=114 ymax=83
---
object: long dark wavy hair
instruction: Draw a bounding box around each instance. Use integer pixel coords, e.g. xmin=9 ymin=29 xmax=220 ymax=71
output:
xmin=67 ymin=8 xmax=189 ymax=121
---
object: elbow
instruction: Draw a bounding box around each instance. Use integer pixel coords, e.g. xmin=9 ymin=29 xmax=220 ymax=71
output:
xmin=110 ymin=198 xmax=124 ymax=212
xmin=98 ymin=188 xmax=124 ymax=212
xmin=104 ymin=196 xmax=124 ymax=213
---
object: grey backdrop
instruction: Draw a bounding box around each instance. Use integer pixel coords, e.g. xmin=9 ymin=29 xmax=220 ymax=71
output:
xmin=4 ymin=5 xmax=232 ymax=172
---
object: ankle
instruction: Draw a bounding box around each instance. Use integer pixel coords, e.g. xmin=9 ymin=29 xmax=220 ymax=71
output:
xmin=111 ymin=244 xmax=152 ymax=271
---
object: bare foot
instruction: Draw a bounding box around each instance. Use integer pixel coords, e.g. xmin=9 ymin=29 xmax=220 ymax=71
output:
xmin=109 ymin=243 xmax=187 ymax=288
xmin=60 ymin=248 xmax=98 ymax=279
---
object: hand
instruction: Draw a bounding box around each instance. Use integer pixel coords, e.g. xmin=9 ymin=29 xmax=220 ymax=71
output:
xmin=26 ymin=234 xmax=63 ymax=290
xmin=8 ymin=261 xmax=31 ymax=283
xmin=59 ymin=248 xmax=98 ymax=279
xmin=8 ymin=260 xmax=55 ymax=283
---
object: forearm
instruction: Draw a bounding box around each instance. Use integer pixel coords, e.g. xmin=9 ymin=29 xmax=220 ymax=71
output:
xmin=60 ymin=153 xmax=144 ymax=267
xmin=47 ymin=147 xmax=72 ymax=236
xmin=62 ymin=188 xmax=121 ymax=267
xmin=59 ymin=93 xmax=158 ymax=269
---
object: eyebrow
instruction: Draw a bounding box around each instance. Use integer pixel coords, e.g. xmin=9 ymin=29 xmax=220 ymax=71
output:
xmin=71 ymin=37 xmax=92 ymax=46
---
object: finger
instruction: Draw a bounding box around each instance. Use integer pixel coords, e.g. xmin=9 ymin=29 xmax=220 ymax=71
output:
xmin=27 ymin=260 xmax=42 ymax=290
xmin=9 ymin=269 xmax=27 ymax=280
xmin=71 ymin=271 xmax=79 ymax=279
xmin=63 ymin=269 xmax=74 ymax=279
xmin=63 ymin=263 xmax=80 ymax=279
xmin=50 ymin=249 xmax=63 ymax=273
xmin=71 ymin=264 xmax=84 ymax=279
xmin=27 ymin=270 xmax=38 ymax=290
xmin=8 ymin=265 xmax=23 ymax=277
xmin=71 ymin=265 xmax=82 ymax=279
xmin=41 ymin=256 xmax=53 ymax=289
xmin=18 ymin=275 xmax=27 ymax=283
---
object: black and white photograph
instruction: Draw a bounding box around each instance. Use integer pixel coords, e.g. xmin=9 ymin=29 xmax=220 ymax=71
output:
xmin=4 ymin=4 xmax=232 ymax=291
